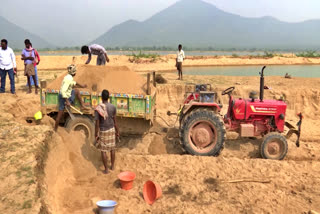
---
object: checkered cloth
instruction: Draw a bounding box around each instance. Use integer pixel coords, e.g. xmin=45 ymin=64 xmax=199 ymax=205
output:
xmin=95 ymin=127 xmax=116 ymax=151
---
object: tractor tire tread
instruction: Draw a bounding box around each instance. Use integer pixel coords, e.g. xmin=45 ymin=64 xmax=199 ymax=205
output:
xmin=65 ymin=115 xmax=95 ymax=143
xmin=181 ymin=108 xmax=226 ymax=156
xmin=260 ymin=132 xmax=288 ymax=160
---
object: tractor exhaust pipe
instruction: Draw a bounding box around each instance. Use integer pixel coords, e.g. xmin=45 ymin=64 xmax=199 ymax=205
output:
xmin=260 ymin=66 xmax=266 ymax=102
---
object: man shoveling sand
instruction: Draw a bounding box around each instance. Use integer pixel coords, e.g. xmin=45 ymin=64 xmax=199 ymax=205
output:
xmin=54 ymin=65 xmax=89 ymax=131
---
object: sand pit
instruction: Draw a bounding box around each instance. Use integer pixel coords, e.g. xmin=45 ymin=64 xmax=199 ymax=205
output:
xmin=47 ymin=65 xmax=153 ymax=95
xmin=43 ymin=128 xmax=320 ymax=214
xmin=41 ymin=75 xmax=320 ymax=214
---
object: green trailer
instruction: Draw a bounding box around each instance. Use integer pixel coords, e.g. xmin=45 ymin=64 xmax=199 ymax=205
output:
xmin=40 ymin=75 xmax=156 ymax=141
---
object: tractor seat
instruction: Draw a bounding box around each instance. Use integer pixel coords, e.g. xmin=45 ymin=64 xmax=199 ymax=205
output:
xmin=249 ymin=91 xmax=258 ymax=102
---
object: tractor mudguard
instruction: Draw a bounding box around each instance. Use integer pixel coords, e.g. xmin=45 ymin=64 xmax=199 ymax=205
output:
xmin=182 ymin=102 xmax=221 ymax=115
xmin=285 ymin=113 xmax=303 ymax=147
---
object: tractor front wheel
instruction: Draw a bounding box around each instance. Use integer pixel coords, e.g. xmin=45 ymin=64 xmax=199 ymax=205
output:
xmin=181 ymin=109 xmax=226 ymax=156
xmin=260 ymin=132 xmax=288 ymax=160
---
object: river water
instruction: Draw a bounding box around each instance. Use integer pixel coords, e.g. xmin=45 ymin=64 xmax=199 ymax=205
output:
xmin=184 ymin=65 xmax=320 ymax=78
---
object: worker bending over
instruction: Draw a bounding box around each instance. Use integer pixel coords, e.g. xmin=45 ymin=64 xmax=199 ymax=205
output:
xmin=81 ymin=44 xmax=109 ymax=66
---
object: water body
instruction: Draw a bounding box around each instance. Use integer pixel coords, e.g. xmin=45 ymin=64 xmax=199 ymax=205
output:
xmin=184 ymin=65 xmax=320 ymax=78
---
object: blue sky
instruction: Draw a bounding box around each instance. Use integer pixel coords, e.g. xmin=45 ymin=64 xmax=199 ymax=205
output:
xmin=1 ymin=0 xmax=319 ymax=45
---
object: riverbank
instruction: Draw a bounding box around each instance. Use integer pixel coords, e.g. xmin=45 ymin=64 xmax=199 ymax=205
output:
xmin=14 ymin=55 xmax=320 ymax=73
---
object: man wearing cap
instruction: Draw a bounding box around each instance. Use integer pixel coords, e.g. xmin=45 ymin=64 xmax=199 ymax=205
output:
xmin=81 ymin=44 xmax=110 ymax=66
xmin=54 ymin=65 xmax=89 ymax=131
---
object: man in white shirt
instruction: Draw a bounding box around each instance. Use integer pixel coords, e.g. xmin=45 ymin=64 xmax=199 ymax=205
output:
xmin=81 ymin=44 xmax=110 ymax=66
xmin=0 ymin=39 xmax=17 ymax=94
xmin=176 ymin=44 xmax=185 ymax=80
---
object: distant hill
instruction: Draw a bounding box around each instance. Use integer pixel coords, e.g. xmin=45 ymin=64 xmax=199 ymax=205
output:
xmin=93 ymin=0 xmax=320 ymax=50
xmin=0 ymin=16 xmax=53 ymax=49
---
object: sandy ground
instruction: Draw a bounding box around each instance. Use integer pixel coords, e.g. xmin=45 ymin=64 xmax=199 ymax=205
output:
xmin=13 ymin=54 xmax=320 ymax=73
xmin=1 ymin=58 xmax=320 ymax=214
xmin=0 ymin=93 xmax=53 ymax=214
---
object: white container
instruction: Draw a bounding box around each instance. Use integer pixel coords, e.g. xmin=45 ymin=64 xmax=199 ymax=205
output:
xmin=96 ymin=200 xmax=117 ymax=214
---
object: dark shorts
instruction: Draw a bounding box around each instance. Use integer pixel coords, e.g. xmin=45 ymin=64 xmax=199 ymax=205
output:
xmin=58 ymin=90 xmax=75 ymax=111
xmin=177 ymin=62 xmax=182 ymax=72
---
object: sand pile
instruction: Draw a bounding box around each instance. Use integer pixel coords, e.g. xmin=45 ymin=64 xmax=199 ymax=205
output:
xmin=47 ymin=65 xmax=153 ymax=94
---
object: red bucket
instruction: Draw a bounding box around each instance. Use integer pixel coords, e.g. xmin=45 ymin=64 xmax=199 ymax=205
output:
xmin=118 ymin=171 xmax=136 ymax=190
xmin=143 ymin=180 xmax=162 ymax=205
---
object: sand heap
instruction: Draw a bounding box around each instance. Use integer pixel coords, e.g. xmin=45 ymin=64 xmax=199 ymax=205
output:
xmin=47 ymin=65 xmax=152 ymax=95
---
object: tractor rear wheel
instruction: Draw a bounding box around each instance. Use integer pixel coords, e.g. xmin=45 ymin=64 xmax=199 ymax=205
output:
xmin=260 ymin=132 xmax=288 ymax=160
xmin=65 ymin=115 xmax=95 ymax=143
xmin=181 ymin=109 xmax=226 ymax=156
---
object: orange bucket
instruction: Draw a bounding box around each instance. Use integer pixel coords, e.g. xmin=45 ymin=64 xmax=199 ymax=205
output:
xmin=143 ymin=180 xmax=162 ymax=205
xmin=118 ymin=171 xmax=136 ymax=190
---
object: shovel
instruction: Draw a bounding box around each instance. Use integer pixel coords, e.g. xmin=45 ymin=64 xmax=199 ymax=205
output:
xmin=65 ymin=106 xmax=75 ymax=120
xmin=69 ymin=105 xmax=83 ymax=115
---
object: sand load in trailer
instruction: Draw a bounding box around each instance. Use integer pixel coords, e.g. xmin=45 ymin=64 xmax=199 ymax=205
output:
xmin=41 ymin=65 xmax=156 ymax=140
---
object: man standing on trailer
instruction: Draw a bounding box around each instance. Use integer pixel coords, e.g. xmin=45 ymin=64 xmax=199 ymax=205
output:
xmin=81 ymin=44 xmax=110 ymax=66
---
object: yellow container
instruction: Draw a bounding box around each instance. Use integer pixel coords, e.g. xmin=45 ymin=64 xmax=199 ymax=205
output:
xmin=34 ymin=111 xmax=43 ymax=120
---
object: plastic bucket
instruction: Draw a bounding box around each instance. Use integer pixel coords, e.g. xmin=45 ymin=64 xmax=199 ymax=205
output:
xmin=118 ymin=171 xmax=136 ymax=190
xmin=143 ymin=180 xmax=162 ymax=205
xmin=96 ymin=200 xmax=117 ymax=214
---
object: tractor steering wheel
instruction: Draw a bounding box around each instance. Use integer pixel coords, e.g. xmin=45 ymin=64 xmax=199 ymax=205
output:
xmin=221 ymin=87 xmax=235 ymax=96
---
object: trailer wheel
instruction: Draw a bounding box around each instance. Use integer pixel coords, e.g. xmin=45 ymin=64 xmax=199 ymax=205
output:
xmin=260 ymin=132 xmax=288 ymax=160
xmin=65 ymin=116 xmax=95 ymax=142
xmin=181 ymin=108 xmax=226 ymax=156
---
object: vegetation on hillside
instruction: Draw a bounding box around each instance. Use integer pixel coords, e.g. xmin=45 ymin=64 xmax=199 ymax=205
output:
xmin=296 ymin=51 xmax=320 ymax=58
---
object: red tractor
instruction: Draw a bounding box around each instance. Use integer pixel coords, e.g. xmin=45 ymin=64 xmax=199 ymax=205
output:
xmin=168 ymin=66 xmax=302 ymax=160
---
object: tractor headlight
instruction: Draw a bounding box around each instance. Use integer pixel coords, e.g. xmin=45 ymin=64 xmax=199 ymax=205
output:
xmin=279 ymin=114 xmax=285 ymax=120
